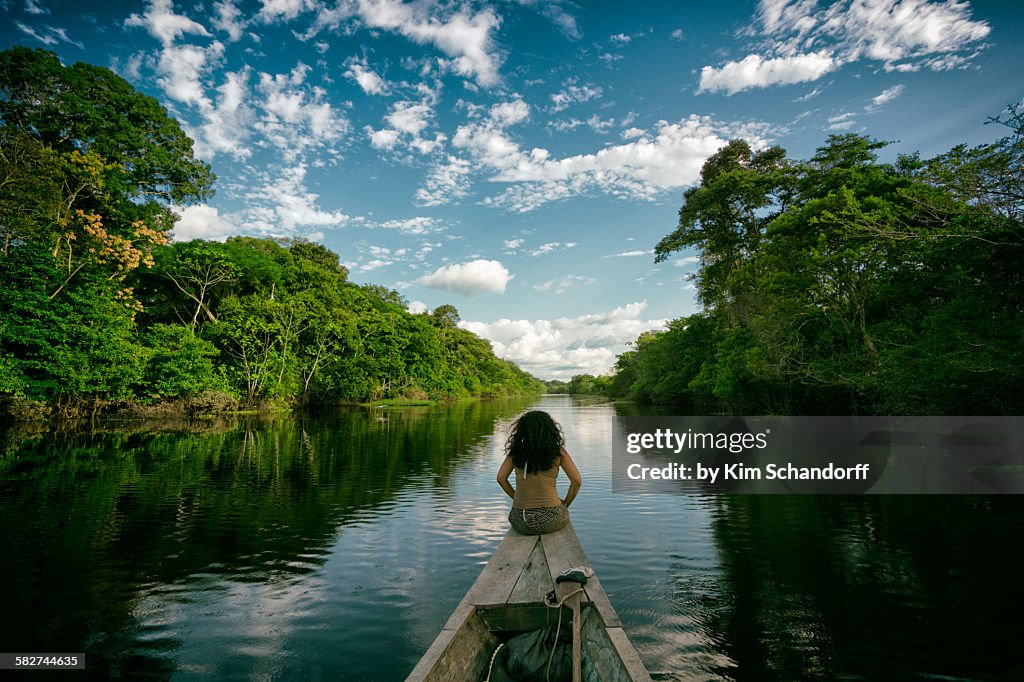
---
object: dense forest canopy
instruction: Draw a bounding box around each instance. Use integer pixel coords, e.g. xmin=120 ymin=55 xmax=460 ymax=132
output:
xmin=0 ymin=47 xmax=542 ymax=416
xmin=606 ymin=107 xmax=1024 ymax=415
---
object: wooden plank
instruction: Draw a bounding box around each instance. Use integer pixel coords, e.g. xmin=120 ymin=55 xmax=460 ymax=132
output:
xmin=508 ymin=537 xmax=554 ymax=604
xmin=580 ymin=573 xmax=622 ymax=628
xmin=439 ymin=599 xmax=475 ymax=633
xmin=476 ymin=604 xmax=562 ymax=632
xmin=543 ymin=524 xmax=622 ymax=627
xmin=463 ymin=531 xmax=539 ymax=606
xmin=539 ymin=523 xmax=588 ymax=579
xmin=405 ymin=627 xmax=456 ymax=682
xmin=542 ymin=523 xmax=632 ymax=631
xmin=604 ymin=627 xmax=654 ymax=682
xmin=406 ymin=608 xmax=499 ymax=682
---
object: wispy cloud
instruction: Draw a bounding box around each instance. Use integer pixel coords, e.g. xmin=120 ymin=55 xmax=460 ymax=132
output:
xmin=550 ymin=79 xmax=603 ymax=112
xmin=529 ymin=242 xmax=577 ymax=256
xmin=448 ymin=115 xmax=774 ymax=212
xmin=238 ymin=163 xmax=350 ymax=235
xmin=604 ymin=250 xmax=651 ymax=258
xmin=868 ymin=84 xmax=906 ymax=110
xmin=828 ymin=111 xmax=856 ymax=130
xmin=699 ymin=0 xmax=990 ymax=94
xmin=532 ymin=275 xmax=597 ymax=294
xmin=15 ymin=21 xmax=84 ymax=48
xmin=24 ymin=0 xmax=49 ymax=15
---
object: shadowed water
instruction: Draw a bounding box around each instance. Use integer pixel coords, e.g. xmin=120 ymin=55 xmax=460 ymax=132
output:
xmin=1 ymin=395 xmax=1022 ymax=680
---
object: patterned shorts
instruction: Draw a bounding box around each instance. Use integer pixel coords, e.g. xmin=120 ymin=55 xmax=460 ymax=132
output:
xmin=508 ymin=504 xmax=569 ymax=535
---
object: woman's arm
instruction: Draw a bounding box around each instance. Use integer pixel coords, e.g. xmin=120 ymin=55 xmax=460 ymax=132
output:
xmin=497 ymin=455 xmax=516 ymax=500
xmin=559 ymin=448 xmax=582 ymax=507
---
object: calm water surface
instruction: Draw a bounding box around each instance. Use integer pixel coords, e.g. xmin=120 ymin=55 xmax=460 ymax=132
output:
xmin=2 ymin=395 xmax=1023 ymax=680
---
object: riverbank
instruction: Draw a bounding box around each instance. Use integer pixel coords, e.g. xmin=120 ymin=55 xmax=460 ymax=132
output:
xmin=0 ymin=390 xmax=543 ymax=423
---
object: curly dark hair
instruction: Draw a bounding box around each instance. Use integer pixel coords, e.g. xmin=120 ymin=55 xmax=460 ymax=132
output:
xmin=505 ymin=410 xmax=564 ymax=473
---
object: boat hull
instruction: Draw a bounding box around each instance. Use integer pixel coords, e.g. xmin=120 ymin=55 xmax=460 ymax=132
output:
xmin=406 ymin=522 xmax=651 ymax=681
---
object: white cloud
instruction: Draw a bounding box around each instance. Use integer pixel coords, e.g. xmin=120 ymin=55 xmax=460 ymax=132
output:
xmin=416 ymin=155 xmax=473 ymax=206
xmin=792 ymin=85 xmax=823 ymax=102
xmin=461 ymin=301 xmax=668 ymax=379
xmin=241 ymin=164 xmax=349 ymax=234
xmin=604 ymin=250 xmax=651 ymax=258
xmin=820 ymin=0 xmax=990 ymax=66
xmin=491 ymin=99 xmax=530 ymax=127
xmin=344 ymin=56 xmax=389 ymax=95
xmin=408 ymin=300 xmax=428 ymax=314
xmin=672 ymin=255 xmax=700 ymax=267
xmin=254 ymin=62 xmax=348 ymax=161
xmin=368 ymin=100 xmax=446 ymax=155
xmin=455 ymin=115 xmax=773 ymax=212
xmin=155 ymin=42 xmax=225 ymax=108
xmin=15 ymin=21 xmax=84 ymax=48
xmin=671 ymin=28 xmax=684 ymax=41
xmin=529 ymin=242 xmax=577 ymax=256
xmin=610 ymin=33 xmax=631 ymax=44
xmin=503 ymin=238 xmax=524 ymax=251
xmin=212 ymin=1 xmax=246 ymax=42
xmin=367 ymin=127 xmax=401 ymax=149
xmin=191 ymin=68 xmax=253 ymax=160
xmin=258 ymin=0 xmax=315 ymax=24
xmin=828 ymin=111 xmax=856 ymax=130
xmin=24 ymin=0 xmax=49 ymax=15
xmin=171 ymin=204 xmax=239 ymax=242
xmin=532 ymin=275 xmax=597 ymax=295
xmin=698 ymin=51 xmax=837 ymax=95
xmin=350 ymin=0 xmax=504 ymax=86
xmin=388 ymin=101 xmax=432 ymax=136
xmin=371 ymin=217 xmax=445 ymax=235
xmin=126 ymin=0 xmax=211 ymax=47
xmin=417 ymin=259 xmax=513 ymax=296
xmin=550 ymin=80 xmax=603 ymax=112
xmin=425 ymin=110 xmax=774 ymax=209
xmin=870 ymin=84 xmax=905 ymax=107
xmin=550 ymin=114 xmax=617 ymax=134
xmin=702 ymin=0 xmax=990 ymax=94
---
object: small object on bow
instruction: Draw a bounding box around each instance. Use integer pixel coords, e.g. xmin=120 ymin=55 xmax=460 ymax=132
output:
xmin=555 ymin=566 xmax=594 ymax=585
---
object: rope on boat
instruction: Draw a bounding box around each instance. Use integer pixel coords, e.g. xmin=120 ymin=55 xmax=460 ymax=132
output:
xmin=483 ymin=642 xmax=505 ymax=682
xmin=543 ymin=586 xmax=586 ymax=682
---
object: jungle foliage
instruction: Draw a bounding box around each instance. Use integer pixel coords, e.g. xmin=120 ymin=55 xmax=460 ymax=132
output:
xmin=610 ymin=109 xmax=1024 ymax=414
xmin=0 ymin=48 xmax=541 ymax=414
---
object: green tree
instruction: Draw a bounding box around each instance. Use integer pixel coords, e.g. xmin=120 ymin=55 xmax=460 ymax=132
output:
xmin=0 ymin=48 xmax=213 ymax=406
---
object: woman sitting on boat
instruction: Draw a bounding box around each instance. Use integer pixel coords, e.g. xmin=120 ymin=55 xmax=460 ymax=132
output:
xmin=497 ymin=410 xmax=582 ymax=535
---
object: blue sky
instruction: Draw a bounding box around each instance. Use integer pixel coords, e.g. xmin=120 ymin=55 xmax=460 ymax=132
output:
xmin=4 ymin=0 xmax=1022 ymax=379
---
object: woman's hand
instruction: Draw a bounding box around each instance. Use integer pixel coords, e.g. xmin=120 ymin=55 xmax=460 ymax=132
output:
xmin=496 ymin=455 xmax=516 ymax=500
xmin=559 ymin=448 xmax=581 ymax=508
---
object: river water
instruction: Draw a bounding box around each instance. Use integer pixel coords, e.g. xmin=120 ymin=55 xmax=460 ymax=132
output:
xmin=2 ymin=395 xmax=1022 ymax=680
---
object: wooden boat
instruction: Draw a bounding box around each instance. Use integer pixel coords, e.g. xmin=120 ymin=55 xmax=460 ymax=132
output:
xmin=406 ymin=521 xmax=652 ymax=681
